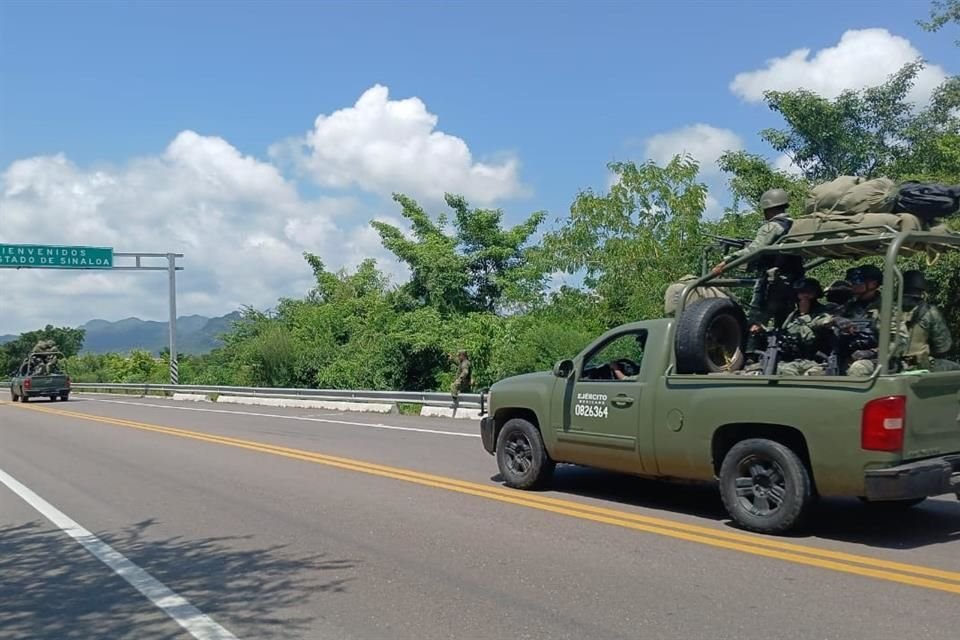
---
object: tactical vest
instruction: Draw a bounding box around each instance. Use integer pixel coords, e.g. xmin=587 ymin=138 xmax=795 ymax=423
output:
xmin=903 ymin=302 xmax=931 ymax=369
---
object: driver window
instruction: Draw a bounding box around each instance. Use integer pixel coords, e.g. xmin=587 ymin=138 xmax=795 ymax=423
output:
xmin=582 ymin=330 xmax=647 ymax=382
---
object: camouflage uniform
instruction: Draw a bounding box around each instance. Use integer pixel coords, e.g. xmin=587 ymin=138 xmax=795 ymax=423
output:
xmin=841 ymin=294 xmax=882 ymax=376
xmin=899 ymin=271 xmax=955 ymax=372
xmin=777 ymin=300 xmax=834 ymax=376
xmin=726 ymin=212 xmax=794 ymax=264
xmin=450 ymin=353 xmax=472 ymax=402
xmin=902 ymin=301 xmax=952 ymax=370
xmin=713 ymin=189 xmax=796 ymax=333
xmin=841 ymin=293 xmax=909 ymax=376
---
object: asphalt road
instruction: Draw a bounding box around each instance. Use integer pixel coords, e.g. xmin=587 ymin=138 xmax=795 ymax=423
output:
xmin=2 ymin=394 xmax=959 ymax=640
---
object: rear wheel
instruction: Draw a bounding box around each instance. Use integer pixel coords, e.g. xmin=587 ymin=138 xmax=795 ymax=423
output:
xmin=719 ymin=438 xmax=812 ymax=534
xmin=11 ymin=389 xmax=18 ymax=402
xmin=20 ymin=394 xmax=29 ymax=403
xmin=60 ymin=393 xmax=70 ymax=402
xmin=496 ymin=418 xmax=555 ymax=490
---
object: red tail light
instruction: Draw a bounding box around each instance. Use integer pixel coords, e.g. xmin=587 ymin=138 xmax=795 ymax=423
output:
xmin=23 ymin=378 xmax=31 ymax=389
xmin=862 ymin=396 xmax=906 ymax=452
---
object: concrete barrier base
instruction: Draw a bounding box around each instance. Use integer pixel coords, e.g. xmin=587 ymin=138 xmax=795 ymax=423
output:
xmin=420 ymin=406 xmax=482 ymax=420
xmin=171 ymin=393 xmax=210 ymax=402
xmin=216 ymin=395 xmax=396 ymax=414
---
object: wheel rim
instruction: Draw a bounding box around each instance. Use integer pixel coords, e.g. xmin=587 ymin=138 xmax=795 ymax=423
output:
xmin=733 ymin=454 xmax=787 ymax=517
xmin=705 ymin=314 xmax=741 ymax=370
xmin=503 ymin=430 xmax=534 ymax=476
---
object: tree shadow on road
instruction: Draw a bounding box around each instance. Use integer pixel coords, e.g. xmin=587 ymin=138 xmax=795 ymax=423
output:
xmin=523 ymin=465 xmax=960 ymax=551
xmin=0 ymin=518 xmax=357 ymax=640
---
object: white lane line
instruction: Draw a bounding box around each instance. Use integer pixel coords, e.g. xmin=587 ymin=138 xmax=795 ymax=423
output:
xmin=0 ymin=466 xmax=238 ymax=640
xmin=82 ymin=397 xmax=481 ymax=438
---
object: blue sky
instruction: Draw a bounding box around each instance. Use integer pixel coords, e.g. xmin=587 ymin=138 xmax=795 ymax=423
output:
xmin=0 ymin=0 xmax=956 ymax=333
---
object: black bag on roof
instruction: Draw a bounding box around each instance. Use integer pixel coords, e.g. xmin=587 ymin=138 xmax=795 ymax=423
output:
xmin=894 ymin=182 xmax=960 ymax=222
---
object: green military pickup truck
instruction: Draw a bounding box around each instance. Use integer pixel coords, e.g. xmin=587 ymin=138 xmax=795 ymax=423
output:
xmin=9 ymin=350 xmax=72 ymax=402
xmin=479 ymin=226 xmax=960 ymax=534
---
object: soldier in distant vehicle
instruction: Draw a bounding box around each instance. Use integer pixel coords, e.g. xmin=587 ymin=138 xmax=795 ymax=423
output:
xmin=899 ymin=270 xmax=957 ymax=372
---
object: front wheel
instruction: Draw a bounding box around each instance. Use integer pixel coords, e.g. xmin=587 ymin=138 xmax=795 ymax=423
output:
xmin=495 ymin=418 xmax=555 ymax=490
xmin=719 ymin=438 xmax=812 ymax=534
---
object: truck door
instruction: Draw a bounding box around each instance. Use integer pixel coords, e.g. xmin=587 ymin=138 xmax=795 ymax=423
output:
xmin=558 ymin=328 xmax=648 ymax=473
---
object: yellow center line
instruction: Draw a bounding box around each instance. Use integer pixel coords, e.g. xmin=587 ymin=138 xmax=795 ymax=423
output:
xmin=7 ymin=400 xmax=960 ymax=596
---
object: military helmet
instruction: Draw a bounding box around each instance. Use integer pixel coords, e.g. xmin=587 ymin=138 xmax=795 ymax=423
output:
xmin=903 ymin=270 xmax=927 ymax=292
xmin=793 ymin=277 xmax=823 ymax=297
xmin=759 ymin=188 xmax=790 ymax=211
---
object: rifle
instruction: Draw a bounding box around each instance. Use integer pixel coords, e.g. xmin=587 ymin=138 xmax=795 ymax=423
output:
xmin=752 ymin=328 xmax=782 ymax=376
xmin=824 ymin=317 xmax=876 ymax=375
xmin=706 ymin=235 xmax=750 ymax=254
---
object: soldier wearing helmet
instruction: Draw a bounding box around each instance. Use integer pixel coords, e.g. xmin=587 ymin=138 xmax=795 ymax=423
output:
xmin=776 ymin=277 xmax=835 ymax=376
xmin=900 ymin=270 xmax=955 ymax=371
xmin=711 ymin=188 xmax=793 ymax=275
xmin=839 ymin=264 xmax=911 ymax=376
xmin=711 ymin=188 xmax=796 ymax=346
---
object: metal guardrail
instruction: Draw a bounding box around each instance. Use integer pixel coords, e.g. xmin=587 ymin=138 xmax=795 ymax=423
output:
xmin=20 ymin=382 xmax=485 ymax=410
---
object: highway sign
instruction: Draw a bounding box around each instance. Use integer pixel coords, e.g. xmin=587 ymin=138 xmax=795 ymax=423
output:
xmin=0 ymin=244 xmax=114 ymax=269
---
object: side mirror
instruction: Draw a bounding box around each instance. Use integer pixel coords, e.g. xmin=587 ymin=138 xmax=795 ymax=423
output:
xmin=553 ymin=359 xmax=574 ymax=378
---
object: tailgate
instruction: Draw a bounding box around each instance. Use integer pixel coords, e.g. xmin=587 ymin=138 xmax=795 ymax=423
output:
xmin=902 ymin=373 xmax=960 ymax=461
xmin=30 ymin=374 xmax=68 ymax=391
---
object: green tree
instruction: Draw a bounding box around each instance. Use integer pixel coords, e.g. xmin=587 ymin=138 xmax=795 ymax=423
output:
xmin=541 ymin=155 xmax=708 ymax=327
xmin=2 ymin=325 xmax=86 ymax=375
xmin=758 ymin=62 xmax=959 ymax=182
xmin=919 ymin=0 xmax=960 ymax=44
xmin=371 ymin=193 xmax=546 ymax=315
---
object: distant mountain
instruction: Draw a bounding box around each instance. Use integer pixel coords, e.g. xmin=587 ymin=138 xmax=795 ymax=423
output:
xmin=0 ymin=335 xmax=15 ymax=345
xmin=79 ymin=312 xmax=242 ymax=355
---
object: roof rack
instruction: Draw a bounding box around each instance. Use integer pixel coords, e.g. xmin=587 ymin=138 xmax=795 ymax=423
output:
xmin=751 ymin=227 xmax=960 ymax=261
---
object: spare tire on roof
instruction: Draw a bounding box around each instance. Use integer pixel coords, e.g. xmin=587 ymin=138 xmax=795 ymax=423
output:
xmin=675 ymin=297 xmax=748 ymax=375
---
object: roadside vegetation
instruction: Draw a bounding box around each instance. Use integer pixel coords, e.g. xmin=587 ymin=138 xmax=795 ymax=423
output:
xmin=5 ymin=51 xmax=959 ymax=392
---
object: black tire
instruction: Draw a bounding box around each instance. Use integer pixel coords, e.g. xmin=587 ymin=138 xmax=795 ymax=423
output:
xmin=675 ymin=297 xmax=747 ymax=374
xmin=60 ymin=393 xmax=70 ymax=402
xmin=11 ymin=389 xmax=18 ymax=402
xmin=495 ymin=418 xmax=555 ymax=490
xmin=20 ymin=394 xmax=29 ymax=403
xmin=719 ymin=438 xmax=812 ymax=534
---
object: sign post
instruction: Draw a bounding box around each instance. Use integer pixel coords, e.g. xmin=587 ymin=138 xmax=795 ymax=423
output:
xmin=2 ymin=243 xmax=184 ymax=385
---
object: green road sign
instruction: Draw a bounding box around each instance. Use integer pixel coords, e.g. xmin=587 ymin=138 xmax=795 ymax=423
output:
xmin=0 ymin=243 xmax=114 ymax=269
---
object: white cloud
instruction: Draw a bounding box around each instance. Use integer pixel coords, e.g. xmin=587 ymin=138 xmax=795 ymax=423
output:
xmin=730 ymin=28 xmax=949 ymax=104
xmin=0 ymin=85 xmax=526 ymax=336
xmin=643 ymin=124 xmax=743 ymax=175
xmin=0 ymin=133 xmax=395 ymax=335
xmin=273 ymin=84 xmax=528 ymax=206
xmin=774 ymin=153 xmax=803 ymax=177
xmin=639 ymin=124 xmax=743 ymax=219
